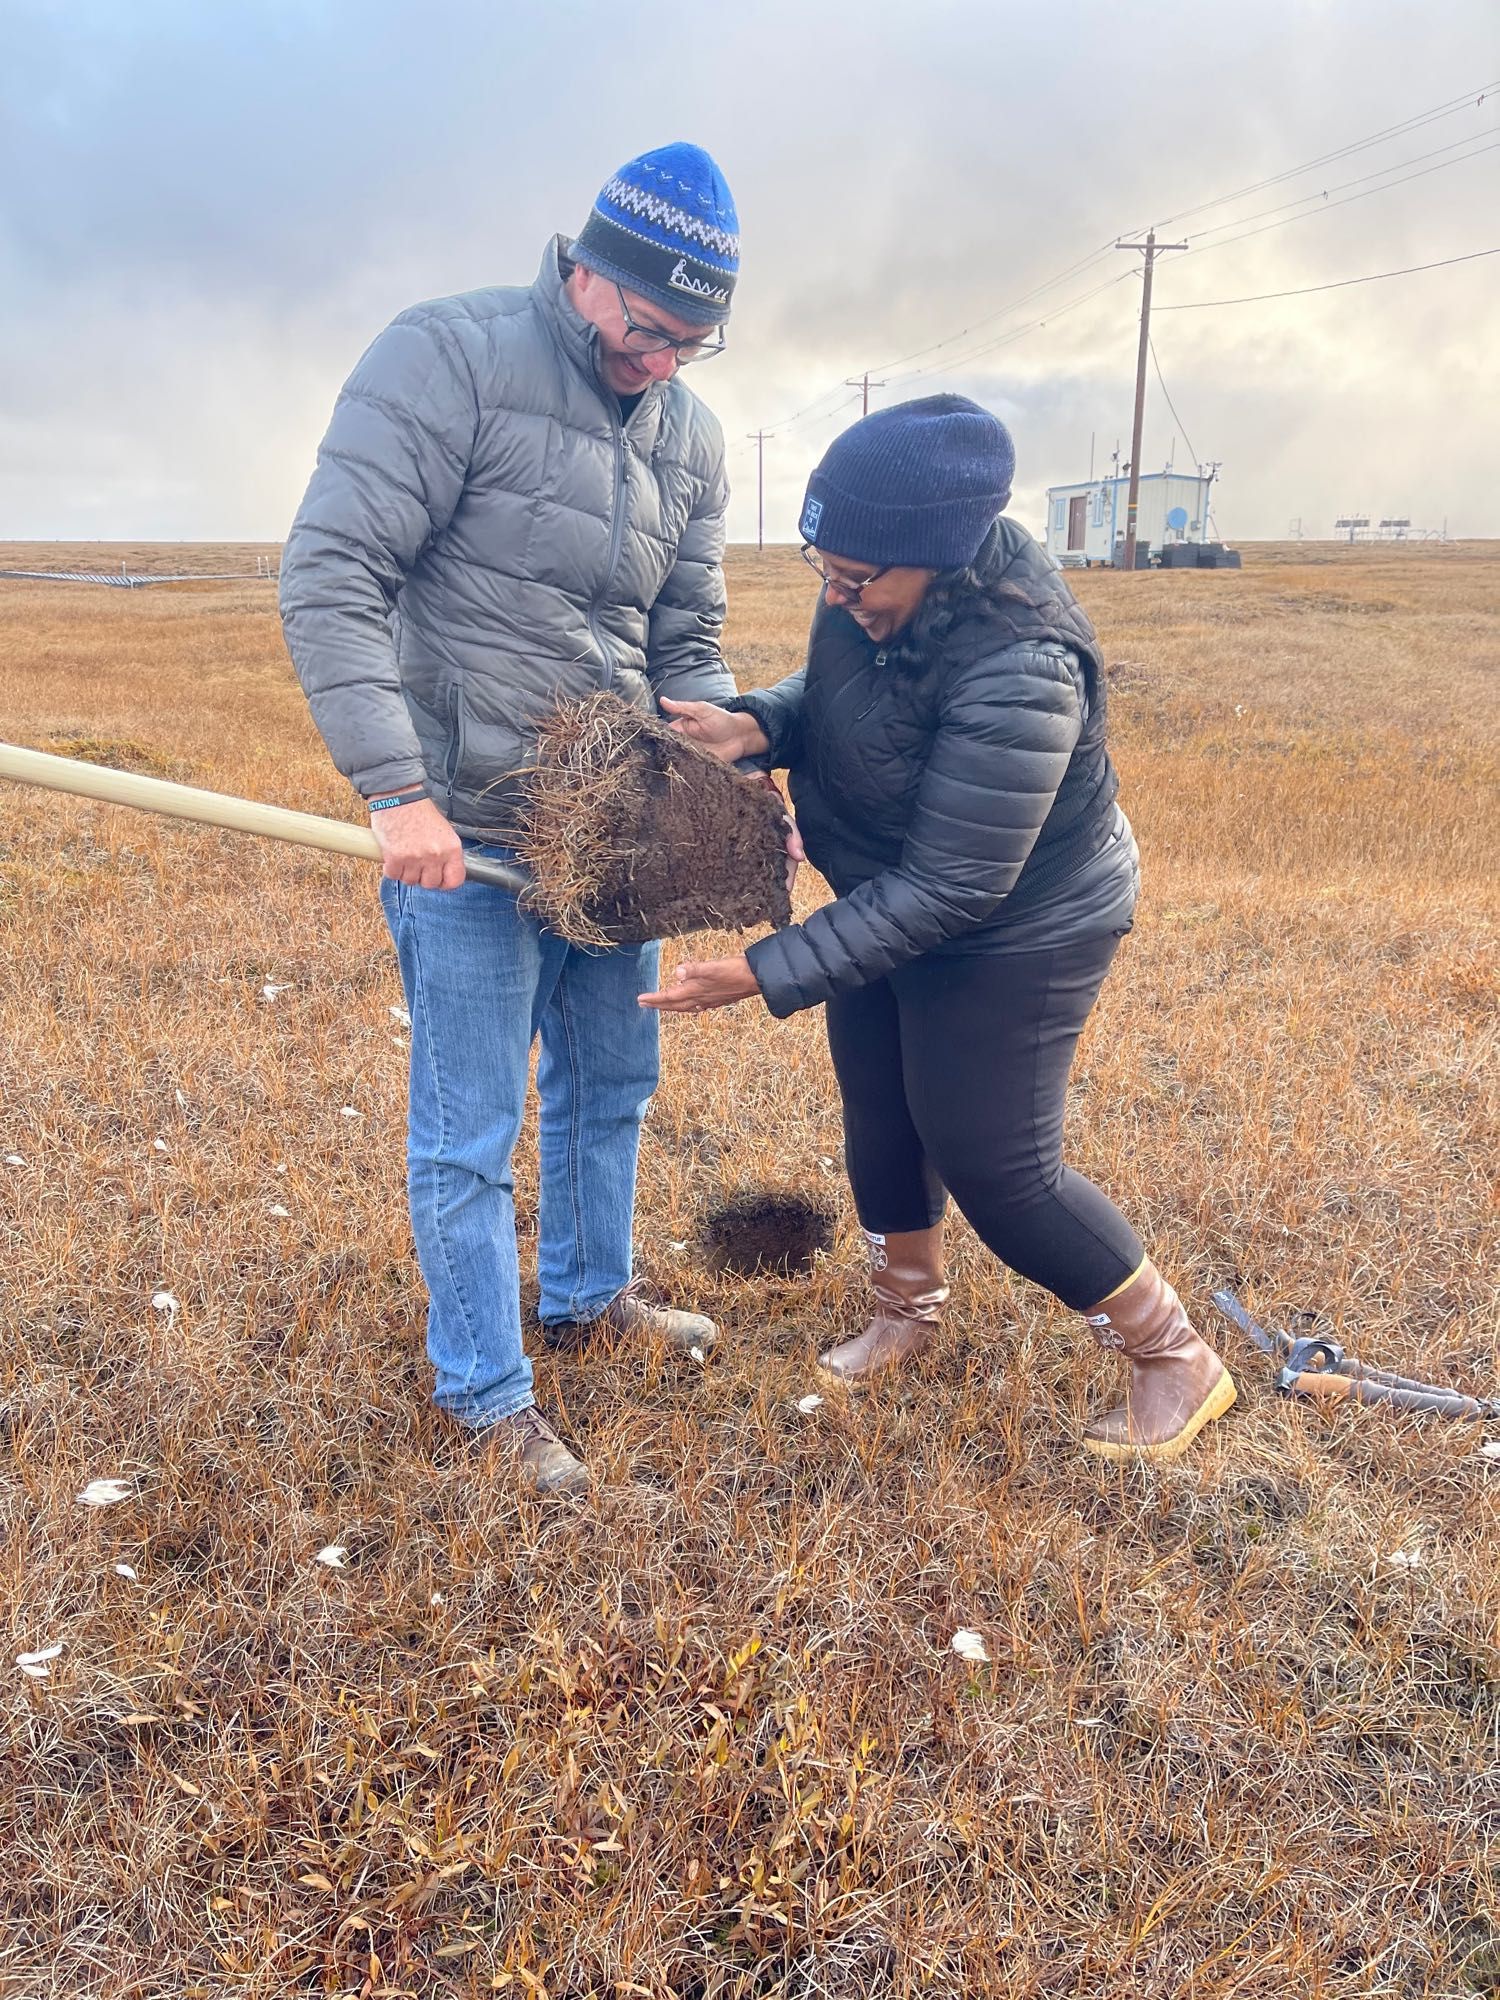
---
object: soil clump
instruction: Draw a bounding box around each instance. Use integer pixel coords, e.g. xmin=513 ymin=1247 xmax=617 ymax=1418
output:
xmin=514 ymin=693 xmax=792 ymax=947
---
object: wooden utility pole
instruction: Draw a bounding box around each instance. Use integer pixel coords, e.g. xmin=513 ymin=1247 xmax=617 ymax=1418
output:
xmin=844 ymin=372 xmax=886 ymax=417
xmin=1115 ymin=229 xmax=1185 ymax=570
xmin=749 ymin=430 xmax=765 ymax=551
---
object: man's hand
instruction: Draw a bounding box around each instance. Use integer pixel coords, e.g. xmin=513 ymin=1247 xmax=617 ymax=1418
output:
xmin=639 ymin=953 xmax=761 ymax=1014
xmin=659 ymin=697 xmax=769 ymax=764
xmin=369 ymin=792 xmax=466 ymax=890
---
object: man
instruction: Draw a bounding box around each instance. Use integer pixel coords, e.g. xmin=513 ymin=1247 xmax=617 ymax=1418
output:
xmin=280 ymin=143 xmax=743 ymax=1497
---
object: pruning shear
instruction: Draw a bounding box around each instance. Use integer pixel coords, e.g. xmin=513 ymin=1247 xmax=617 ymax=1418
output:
xmin=1213 ymin=1289 xmax=1499 ymax=1422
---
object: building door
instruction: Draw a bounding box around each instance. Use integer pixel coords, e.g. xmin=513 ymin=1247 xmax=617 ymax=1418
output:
xmin=1067 ymin=494 xmax=1087 ymax=550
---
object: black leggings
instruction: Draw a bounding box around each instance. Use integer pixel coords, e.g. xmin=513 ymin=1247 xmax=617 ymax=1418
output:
xmin=824 ymin=933 xmax=1143 ymax=1312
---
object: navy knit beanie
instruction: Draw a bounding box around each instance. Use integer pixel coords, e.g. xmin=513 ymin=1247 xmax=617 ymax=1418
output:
xmin=799 ymin=395 xmax=1015 ymax=569
xmin=572 ymin=142 xmax=739 ymax=325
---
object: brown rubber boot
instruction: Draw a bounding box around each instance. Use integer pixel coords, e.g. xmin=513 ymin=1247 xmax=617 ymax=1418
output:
xmin=544 ymin=1280 xmax=718 ymax=1358
xmin=477 ymin=1406 xmax=592 ymax=1497
xmin=1082 ymin=1260 xmax=1237 ymax=1463
xmin=818 ymin=1225 xmax=948 ymax=1386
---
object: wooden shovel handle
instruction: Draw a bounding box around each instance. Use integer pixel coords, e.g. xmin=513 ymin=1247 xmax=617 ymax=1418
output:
xmin=0 ymin=742 xmax=528 ymax=894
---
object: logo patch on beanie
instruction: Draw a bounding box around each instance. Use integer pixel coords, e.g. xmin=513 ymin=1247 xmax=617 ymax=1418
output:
xmin=667 ymin=256 xmax=731 ymax=306
xmin=801 ymin=497 xmax=823 ymax=539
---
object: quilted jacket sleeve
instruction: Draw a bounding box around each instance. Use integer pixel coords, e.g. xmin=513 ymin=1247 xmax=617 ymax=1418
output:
xmin=727 ymin=669 xmax=807 ymax=769
xmin=279 ymin=312 xmax=480 ymax=800
xmin=745 ymin=643 xmax=1085 ymax=1017
xmin=644 ymin=438 xmax=738 ymax=708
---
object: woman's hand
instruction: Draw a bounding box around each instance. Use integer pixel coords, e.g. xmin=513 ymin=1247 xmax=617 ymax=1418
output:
xmin=639 ymin=953 xmax=761 ymax=1014
xmin=784 ymin=815 xmax=805 ymax=894
xmin=659 ymin=697 xmax=769 ymax=764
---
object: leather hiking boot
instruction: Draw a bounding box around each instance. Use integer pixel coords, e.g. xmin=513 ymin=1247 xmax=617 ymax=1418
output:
xmin=1082 ymin=1260 xmax=1237 ymax=1463
xmin=543 ymin=1280 xmax=718 ymax=1358
xmin=819 ymin=1225 xmax=948 ymax=1386
xmin=476 ymin=1406 xmax=591 ymax=1496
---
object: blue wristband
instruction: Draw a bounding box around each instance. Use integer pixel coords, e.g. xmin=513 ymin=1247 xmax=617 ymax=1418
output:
xmin=367 ymin=793 xmax=417 ymax=812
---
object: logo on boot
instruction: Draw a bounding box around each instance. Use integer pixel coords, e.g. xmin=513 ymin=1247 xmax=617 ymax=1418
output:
xmin=1085 ymin=1311 xmax=1127 ymax=1351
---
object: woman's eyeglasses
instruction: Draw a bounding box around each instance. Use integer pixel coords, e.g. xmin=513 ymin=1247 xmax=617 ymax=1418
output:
xmin=616 ymin=285 xmax=726 ymax=363
xmin=800 ymin=545 xmax=889 ymax=601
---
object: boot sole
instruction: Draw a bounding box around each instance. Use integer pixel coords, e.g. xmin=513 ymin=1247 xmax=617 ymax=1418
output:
xmin=815 ymin=1346 xmax=934 ymax=1390
xmin=816 ymin=1359 xmax=879 ymax=1389
xmin=1082 ymin=1368 xmax=1238 ymax=1465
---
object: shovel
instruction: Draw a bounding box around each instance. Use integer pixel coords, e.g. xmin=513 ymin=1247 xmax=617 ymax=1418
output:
xmin=0 ymin=742 xmax=530 ymax=893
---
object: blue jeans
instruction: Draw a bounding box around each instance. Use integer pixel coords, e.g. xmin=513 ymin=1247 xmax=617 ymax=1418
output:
xmin=380 ymin=852 xmax=660 ymax=1431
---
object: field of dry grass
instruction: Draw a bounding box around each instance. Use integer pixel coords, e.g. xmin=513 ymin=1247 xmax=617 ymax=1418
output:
xmin=1 ymin=539 xmax=1496 ymax=1999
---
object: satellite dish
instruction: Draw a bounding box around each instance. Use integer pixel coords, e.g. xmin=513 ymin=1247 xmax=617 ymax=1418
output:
xmin=1166 ymin=505 xmax=1189 ymax=532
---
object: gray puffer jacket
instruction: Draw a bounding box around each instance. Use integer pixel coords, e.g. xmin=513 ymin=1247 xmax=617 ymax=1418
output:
xmin=280 ymin=238 xmax=739 ymax=835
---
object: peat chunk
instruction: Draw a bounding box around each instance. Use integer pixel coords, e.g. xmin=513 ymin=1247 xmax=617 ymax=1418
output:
xmin=514 ymin=693 xmax=793 ymax=947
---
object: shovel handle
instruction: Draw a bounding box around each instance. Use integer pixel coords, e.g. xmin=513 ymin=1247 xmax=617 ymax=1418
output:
xmin=0 ymin=741 xmax=530 ymax=896
xmin=459 ymin=850 xmax=531 ymax=894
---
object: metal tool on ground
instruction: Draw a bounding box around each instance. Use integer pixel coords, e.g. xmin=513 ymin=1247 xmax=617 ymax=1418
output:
xmin=0 ymin=741 xmax=529 ymax=892
xmin=1213 ymin=1289 xmax=1498 ymax=1422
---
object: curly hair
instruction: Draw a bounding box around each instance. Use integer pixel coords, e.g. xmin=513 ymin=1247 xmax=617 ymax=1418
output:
xmin=878 ymin=563 xmax=1045 ymax=678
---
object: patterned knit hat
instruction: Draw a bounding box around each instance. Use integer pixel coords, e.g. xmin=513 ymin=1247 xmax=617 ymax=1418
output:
xmin=573 ymin=143 xmax=739 ymax=325
xmin=800 ymin=395 xmax=1015 ymax=570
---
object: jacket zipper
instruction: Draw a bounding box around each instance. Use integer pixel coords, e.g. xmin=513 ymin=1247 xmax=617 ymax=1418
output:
xmin=587 ymin=363 xmax=628 ymax=682
xmin=443 ymin=681 xmax=464 ymax=815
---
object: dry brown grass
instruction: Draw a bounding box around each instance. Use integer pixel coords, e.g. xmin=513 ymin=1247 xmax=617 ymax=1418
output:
xmin=1 ymin=540 xmax=1496 ymax=1999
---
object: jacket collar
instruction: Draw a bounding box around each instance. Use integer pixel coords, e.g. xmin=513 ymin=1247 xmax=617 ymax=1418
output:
xmin=533 ymin=235 xmax=670 ymax=445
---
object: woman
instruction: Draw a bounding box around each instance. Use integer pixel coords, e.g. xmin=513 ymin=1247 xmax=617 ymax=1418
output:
xmin=641 ymin=395 xmax=1235 ymax=1463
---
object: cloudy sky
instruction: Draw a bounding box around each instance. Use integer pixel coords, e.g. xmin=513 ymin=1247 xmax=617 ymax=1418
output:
xmin=2 ymin=0 xmax=1496 ymax=545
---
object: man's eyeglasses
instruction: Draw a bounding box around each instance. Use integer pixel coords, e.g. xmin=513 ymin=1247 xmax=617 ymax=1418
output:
xmin=801 ymin=545 xmax=889 ymax=601
xmin=616 ymin=284 xmax=726 ymax=363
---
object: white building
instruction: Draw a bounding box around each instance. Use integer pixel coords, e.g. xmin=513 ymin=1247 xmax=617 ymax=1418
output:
xmin=1044 ymin=470 xmax=1215 ymax=566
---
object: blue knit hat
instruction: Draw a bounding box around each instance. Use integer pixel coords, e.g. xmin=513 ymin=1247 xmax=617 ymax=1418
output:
xmin=573 ymin=142 xmax=739 ymax=325
xmin=799 ymin=395 xmax=1015 ymax=569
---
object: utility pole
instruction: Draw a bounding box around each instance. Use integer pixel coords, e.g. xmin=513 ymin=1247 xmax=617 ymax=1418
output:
xmin=844 ymin=372 xmax=887 ymax=417
xmin=1115 ymin=229 xmax=1185 ymax=570
xmin=749 ymin=430 xmax=765 ymax=552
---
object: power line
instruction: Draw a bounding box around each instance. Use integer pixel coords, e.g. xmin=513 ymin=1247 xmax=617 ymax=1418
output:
xmin=1176 ymin=136 xmax=1500 ymax=265
xmin=741 ymin=379 xmax=864 ymax=442
xmin=859 ymin=241 xmax=1123 ymax=378
xmin=1148 ymin=338 xmax=1202 ymax=470
xmin=1181 ymin=126 xmax=1499 ymax=251
xmin=1154 ymin=244 xmax=1500 ymax=310
xmin=883 ymin=83 xmax=1500 ymax=399
xmin=883 ymin=269 xmax=1137 ymax=389
xmin=774 ymin=391 xmax=862 ymax=439
xmin=732 ymin=82 xmax=1499 ymax=449
xmin=1147 ymin=79 xmax=1497 ymax=232
xmin=749 ymin=249 xmax=1127 ymax=436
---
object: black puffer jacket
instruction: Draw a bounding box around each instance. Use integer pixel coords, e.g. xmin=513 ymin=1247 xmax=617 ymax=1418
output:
xmin=738 ymin=519 xmax=1121 ymax=1018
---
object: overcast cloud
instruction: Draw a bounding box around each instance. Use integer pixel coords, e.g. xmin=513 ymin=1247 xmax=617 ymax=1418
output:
xmin=2 ymin=0 xmax=1496 ymax=544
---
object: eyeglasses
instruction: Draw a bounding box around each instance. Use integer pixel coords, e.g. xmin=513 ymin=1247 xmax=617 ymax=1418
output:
xmin=800 ymin=545 xmax=889 ymax=601
xmin=615 ymin=284 xmax=726 ymax=363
